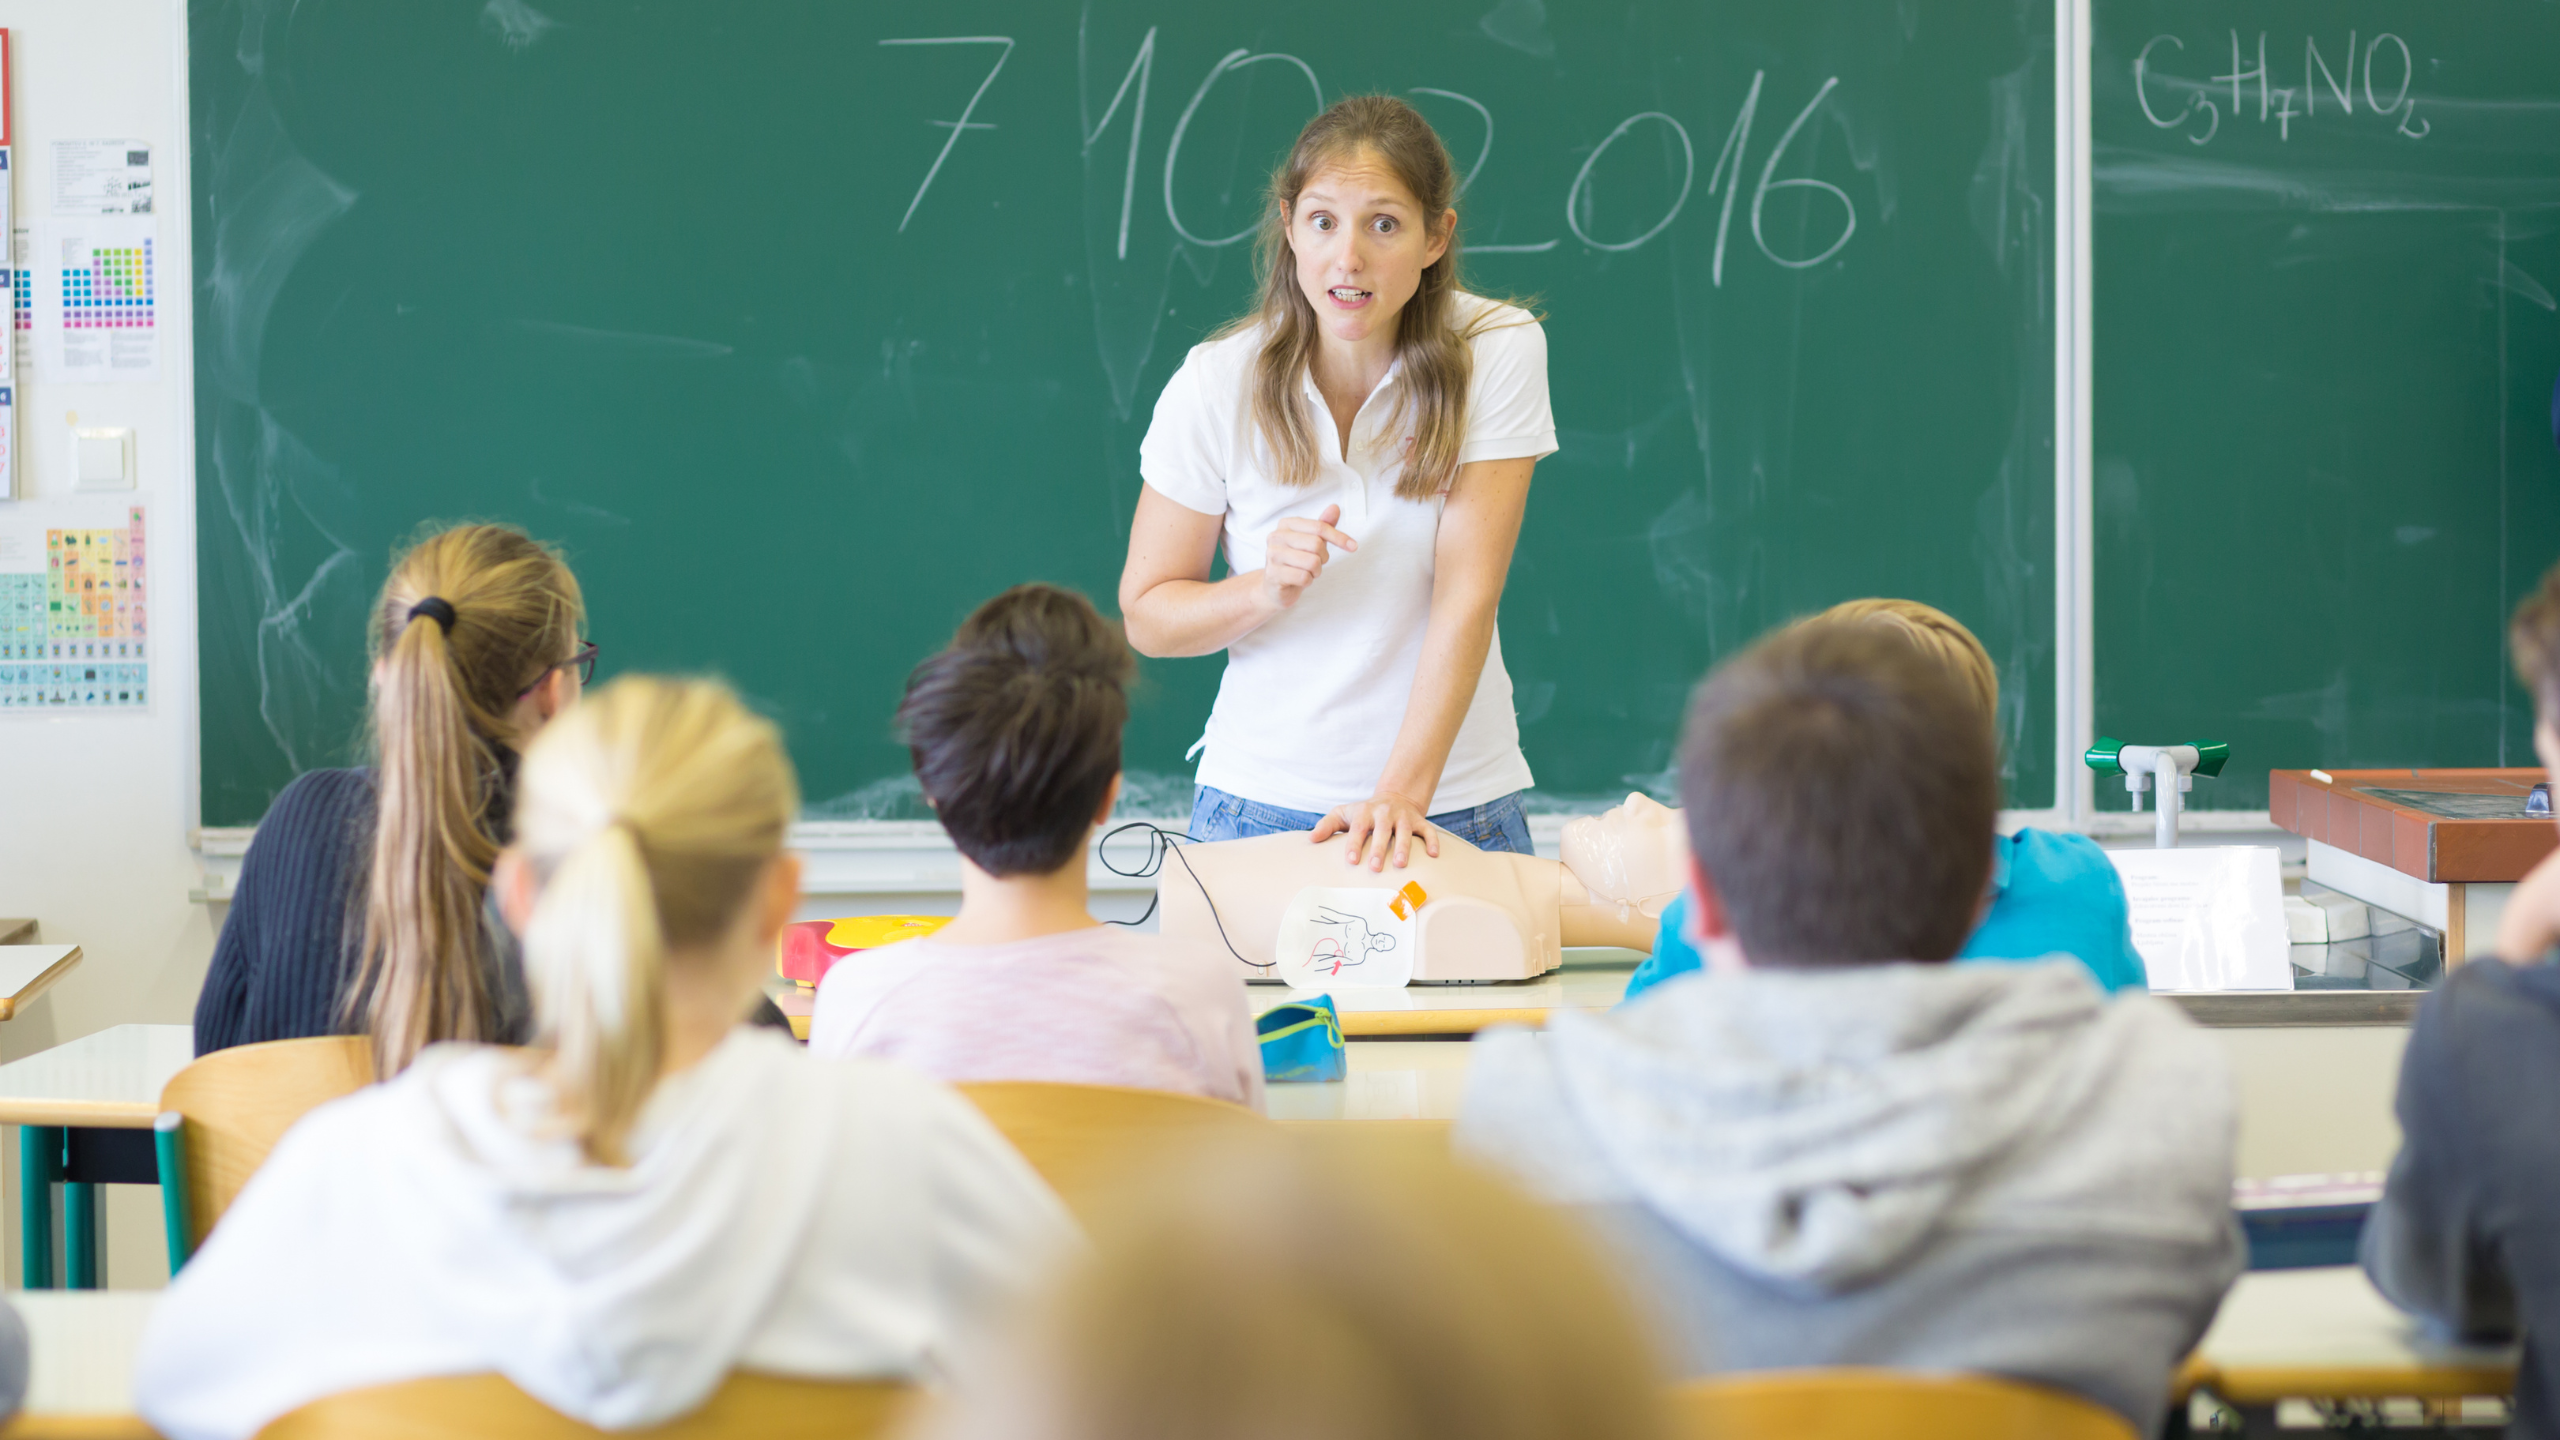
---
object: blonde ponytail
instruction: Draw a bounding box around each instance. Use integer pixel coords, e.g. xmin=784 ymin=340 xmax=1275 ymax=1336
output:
xmin=356 ymin=524 xmax=584 ymax=1078
xmin=510 ymin=677 xmax=795 ymax=1166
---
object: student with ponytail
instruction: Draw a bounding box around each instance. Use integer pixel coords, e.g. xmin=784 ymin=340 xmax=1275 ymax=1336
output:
xmin=194 ymin=523 xmax=591 ymax=1065
xmin=139 ymin=677 xmax=1072 ymax=1440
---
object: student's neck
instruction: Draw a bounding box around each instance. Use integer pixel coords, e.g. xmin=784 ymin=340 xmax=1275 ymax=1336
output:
xmin=931 ymin=853 xmax=1101 ymax=946
xmin=656 ymin=951 xmax=762 ymax=1076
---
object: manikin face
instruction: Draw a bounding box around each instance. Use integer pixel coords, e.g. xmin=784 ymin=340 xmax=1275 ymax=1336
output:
xmin=1559 ymin=792 xmax=1690 ymax=904
xmin=1289 ymin=151 xmax=1452 ymax=351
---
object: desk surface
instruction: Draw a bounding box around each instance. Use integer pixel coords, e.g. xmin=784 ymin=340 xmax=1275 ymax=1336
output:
xmin=1250 ymin=951 xmax=1642 ymax=1036
xmin=2194 ymin=1266 xmax=2517 ymax=1402
xmin=7 ymin=1289 xmax=156 ymax=1439
xmin=0 ymin=950 xmax=81 ymax=1024
xmin=0 ymin=1024 xmax=193 ymax=1129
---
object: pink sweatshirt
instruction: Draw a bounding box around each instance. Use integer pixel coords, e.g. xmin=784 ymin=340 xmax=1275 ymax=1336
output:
xmin=806 ymin=926 xmax=1266 ymax=1111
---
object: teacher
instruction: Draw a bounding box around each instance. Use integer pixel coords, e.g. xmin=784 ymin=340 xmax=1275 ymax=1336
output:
xmin=1119 ymin=95 xmax=1556 ymax=871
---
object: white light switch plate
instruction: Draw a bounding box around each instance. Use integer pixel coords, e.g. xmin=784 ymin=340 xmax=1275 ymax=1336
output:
xmin=74 ymin=427 xmax=132 ymax=490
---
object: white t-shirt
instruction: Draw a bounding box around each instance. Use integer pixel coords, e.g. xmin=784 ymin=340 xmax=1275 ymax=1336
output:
xmin=1140 ymin=293 xmax=1557 ymax=814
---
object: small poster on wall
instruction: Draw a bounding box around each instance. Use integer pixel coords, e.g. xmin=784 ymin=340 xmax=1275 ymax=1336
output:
xmin=0 ymin=498 xmax=149 ymax=711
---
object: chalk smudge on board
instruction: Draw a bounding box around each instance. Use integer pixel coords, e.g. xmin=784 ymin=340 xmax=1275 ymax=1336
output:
xmin=482 ymin=0 xmax=561 ymax=52
xmin=208 ymin=407 xmax=363 ymax=772
xmin=804 ymin=775 xmax=928 ymax=822
xmin=1478 ymin=0 xmax=1557 ymax=60
xmin=2246 ymin=670 xmax=2351 ymax=740
xmin=512 ymin=319 xmax=733 ymax=358
xmin=1970 ymin=61 xmax=2044 ymax=293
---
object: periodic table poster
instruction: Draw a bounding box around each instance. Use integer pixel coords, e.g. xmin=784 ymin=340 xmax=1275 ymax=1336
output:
xmin=0 ymin=498 xmax=148 ymax=709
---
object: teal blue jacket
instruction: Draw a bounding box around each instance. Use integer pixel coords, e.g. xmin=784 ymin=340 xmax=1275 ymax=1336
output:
xmin=1620 ymin=828 xmax=2149 ymax=1004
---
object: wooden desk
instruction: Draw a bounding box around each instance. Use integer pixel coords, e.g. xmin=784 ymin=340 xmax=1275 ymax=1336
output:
xmin=0 ymin=951 xmax=81 ymax=1024
xmin=1264 ymin=1041 xmax=1472 ymax=1123
xmin=0 ymin=1290 xmax=156 ymax=1439
xmin=0 ymin=1026 xmax=194 ymax=1291
xmin=2191 ymin=1266 xmax=2516 ymax=1404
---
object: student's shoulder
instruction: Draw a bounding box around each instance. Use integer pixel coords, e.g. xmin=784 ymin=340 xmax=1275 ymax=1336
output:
xmin=261 ymin=767 xmax=377 ymax=830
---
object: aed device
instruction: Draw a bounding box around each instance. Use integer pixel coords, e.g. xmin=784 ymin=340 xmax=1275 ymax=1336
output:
xmin=777 ymin=914 xmax=950 ymax=989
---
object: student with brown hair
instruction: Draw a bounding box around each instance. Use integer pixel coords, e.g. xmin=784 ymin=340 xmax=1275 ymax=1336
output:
xmin=808 ymin=584 xmax=1262 ymax=1108
xmin=2362 ymin=560 xmax=2560 ymax=1437
xmin=139 ymin=677 xmax=1071 ymax=1440
xmin=929 ymin=1132 xmax=1673 ymax=1440
xmin=1623 ymin=598 xmax=2147 ymax=1002
xmin=1458 ymin=621 xmax=2240 ymax=1435
xmin=193 ymin=523 xmax=592 ymax=1066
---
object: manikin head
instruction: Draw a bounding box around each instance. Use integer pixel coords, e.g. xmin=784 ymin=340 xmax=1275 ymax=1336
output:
xmin=1676 ymin=622 xmax=1998 ymax=974
xmin=1560 ymin=793 xmax=1689 ymax=908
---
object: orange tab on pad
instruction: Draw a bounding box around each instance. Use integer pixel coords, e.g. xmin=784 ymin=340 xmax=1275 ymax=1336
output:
xmin=1389 ymin=881 xmax=1429 ymax=921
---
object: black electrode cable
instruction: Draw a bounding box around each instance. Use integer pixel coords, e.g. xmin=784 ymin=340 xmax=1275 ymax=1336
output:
xmin=1098 ymin=821 xmax=1270 ymax=970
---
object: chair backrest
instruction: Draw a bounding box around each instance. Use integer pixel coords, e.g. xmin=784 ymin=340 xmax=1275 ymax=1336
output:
xmin=257 ymin=1372 xmax=912 ymax=1440
xmin=1668 ymin=1370 xmax=2138 ymax=1440
xmin=161 ymin=1035 xmax=373 ymax=1246
xmin=956 ymin=1080 xmax=1268 ymax=1222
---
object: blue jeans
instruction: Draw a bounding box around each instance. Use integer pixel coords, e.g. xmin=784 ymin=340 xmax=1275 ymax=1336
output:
xmin=1188 ymin=786 xmax=1534 ymax=855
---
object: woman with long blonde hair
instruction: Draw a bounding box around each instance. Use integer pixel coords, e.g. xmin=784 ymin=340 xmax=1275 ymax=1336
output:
xmin=1120 ymin=95 xmax=1554 ymax=872
xmin=194 ymin=523 xmax=592 ymax=1067
xmin=141 ymin=677 xmax=1071 ymax=1440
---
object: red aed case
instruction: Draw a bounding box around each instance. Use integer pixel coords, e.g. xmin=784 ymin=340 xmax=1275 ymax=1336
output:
xmin=776 ymin=914 xmax=951 ymax=988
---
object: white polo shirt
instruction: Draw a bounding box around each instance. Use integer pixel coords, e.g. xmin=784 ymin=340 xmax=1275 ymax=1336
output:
xmin=1139 ymin=293 xmax=1557 ymax=815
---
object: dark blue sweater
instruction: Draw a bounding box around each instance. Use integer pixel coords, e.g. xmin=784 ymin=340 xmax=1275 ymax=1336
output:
xmin=2362 ymin=957 xmax=2560 ymax=1436
xmin=194 ymin=769 xmax=390 ymax=1056
xmin=196 ymin=766 xmax=791 ymax=1057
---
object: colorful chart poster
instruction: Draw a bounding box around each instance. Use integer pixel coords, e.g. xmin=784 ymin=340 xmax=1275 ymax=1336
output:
xmin=0 ymin=500 xmax=148 ymax=709
xmin=33 ymin=217 xmax=156 ymax=382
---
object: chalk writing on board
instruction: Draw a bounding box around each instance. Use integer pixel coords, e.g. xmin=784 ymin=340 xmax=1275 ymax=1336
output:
xmin=1164 ymin=48 xmax=1325 ymax=248
xmin=880 ymin=36 xmax=1018 ymax=232
xmin=2135 ymin=31 xmax=2429 ymax=147
xmin=1081 ymin=26 xmax=1156 ymax=260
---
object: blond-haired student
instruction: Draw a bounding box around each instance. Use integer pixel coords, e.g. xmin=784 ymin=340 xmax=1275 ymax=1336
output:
xmin=193 ymin=523 xmax=593 ymax=1066
xmin=927 ymin=1132 xmax=1672 ymax=1440
xmin=1624 ymin=598 xmax=2146 ymax=1001
xmin=138 ymin=678 xmax=1072 ymax=1440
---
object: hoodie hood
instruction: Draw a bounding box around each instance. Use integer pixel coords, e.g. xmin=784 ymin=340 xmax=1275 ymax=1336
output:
xmin=375 ymin=1029 xmax=838 ymax=1426
xmin=1537 ymin=961 xmax=2119 ymax=1293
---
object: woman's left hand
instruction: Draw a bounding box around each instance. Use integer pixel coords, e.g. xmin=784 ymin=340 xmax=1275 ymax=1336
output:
xmin=1313 ymin=791 xmax=1442 ymax=871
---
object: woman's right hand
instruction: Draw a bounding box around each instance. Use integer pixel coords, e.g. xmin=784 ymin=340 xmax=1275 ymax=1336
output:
xmin=1259 ymin=505 xmax=1358 ymax=612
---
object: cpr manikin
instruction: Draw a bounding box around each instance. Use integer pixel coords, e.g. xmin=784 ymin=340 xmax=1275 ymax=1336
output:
xmin=1158 ymin=794 xmax=1687 ymax=984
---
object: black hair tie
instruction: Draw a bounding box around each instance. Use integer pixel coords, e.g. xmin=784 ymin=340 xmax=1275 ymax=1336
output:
xmin=407 ymin=597 xmax=457 ymax=634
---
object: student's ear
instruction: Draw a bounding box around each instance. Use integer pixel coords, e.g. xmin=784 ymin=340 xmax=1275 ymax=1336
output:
xmin=756 ymin=853 xmax=804 ymax=944
xmin=1686 ymin=857 xmax=1735 ymax=943
xmin=492 ymin=849 xmax=537 ymax=936
xmin=1426 ymin=208 xmax=1456 ymax=267
xmin=534 ymin=663 xmax=575 ymax=722
xmin=1093 ymin=773 xmax=1124 ymax=829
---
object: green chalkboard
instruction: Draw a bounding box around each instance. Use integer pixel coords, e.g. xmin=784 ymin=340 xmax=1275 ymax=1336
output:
xmin=193 ymin=0 xmax=2055 ymax=827
xmin=2094 ymin=2 xmax=2560 ymax=811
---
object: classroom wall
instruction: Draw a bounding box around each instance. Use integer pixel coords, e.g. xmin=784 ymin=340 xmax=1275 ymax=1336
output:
xmin=0 ymin=0 xmax=201 ymax=1286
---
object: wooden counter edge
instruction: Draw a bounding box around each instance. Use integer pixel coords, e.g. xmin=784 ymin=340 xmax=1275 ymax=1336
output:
xmin=1341 ymin=1007 xmax=1557 ymax=1036
xmin=0 ymin=947 xmax=82 ymax=1023
xmin=0 ymin=1099 xmax=161 ymax=1130
xmin=2205 ymin=1362 xmax=2516 ymax=1404
xmin=0 ymin=922 xmax=34 ymax=948
xmin=0 ymin=1415 xmax=158 ymax=1439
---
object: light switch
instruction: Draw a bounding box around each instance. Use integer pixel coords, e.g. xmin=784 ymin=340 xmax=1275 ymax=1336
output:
xmin=74 ymin=428 xmax=133 ymax=490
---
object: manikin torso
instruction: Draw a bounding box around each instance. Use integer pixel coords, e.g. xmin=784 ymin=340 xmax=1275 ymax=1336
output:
xmin=1158 ymin=795 xmax=1685 ymax=984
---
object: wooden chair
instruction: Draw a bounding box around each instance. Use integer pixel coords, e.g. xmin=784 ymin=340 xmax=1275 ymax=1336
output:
xmin=956 ymin=1080 xmax=1268 ymax=1222
xmin=154 ymin=1035 xmax=373 ymax=1268
xmin=1668 ymin=1369 xmax=2138 ymax=1440
xmin=257 ymin=1372 xmax=912 ymax=1440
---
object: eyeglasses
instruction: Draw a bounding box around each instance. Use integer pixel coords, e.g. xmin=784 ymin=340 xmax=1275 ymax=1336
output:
xmin=520 ymin=641 xmax=599 ymax=699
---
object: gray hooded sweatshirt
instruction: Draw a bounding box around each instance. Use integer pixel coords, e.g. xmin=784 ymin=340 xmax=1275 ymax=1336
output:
xmin=1457 ymin=959 xmax=2242 ymax=1434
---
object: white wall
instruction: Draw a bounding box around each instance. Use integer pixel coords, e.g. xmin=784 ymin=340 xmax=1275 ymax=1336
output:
xmin=0 ymin=0 xmax=198 ymax=1286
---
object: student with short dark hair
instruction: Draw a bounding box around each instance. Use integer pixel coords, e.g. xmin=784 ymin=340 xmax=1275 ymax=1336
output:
xmin=808 ymin=584 xmax=1262 ymax=1109
xmin=1457 ymin=621 xmax=2241 ymax=1434
xmin=2362 ymin=560 xmax=2560 ymax=1437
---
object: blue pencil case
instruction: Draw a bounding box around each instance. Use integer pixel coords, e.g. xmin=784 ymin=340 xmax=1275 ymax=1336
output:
xmin=1257 ymin=994 xmax=1346 ymax=1083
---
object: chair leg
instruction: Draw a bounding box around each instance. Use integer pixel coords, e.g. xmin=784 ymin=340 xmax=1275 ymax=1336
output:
xmin=153 ymin=1114 xmax=192 ymax=1273
xmin=17 ymin=1126 xmax=58 ymax=1290
xmin=62 ymin=1182 xmax=97 ymax=1289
